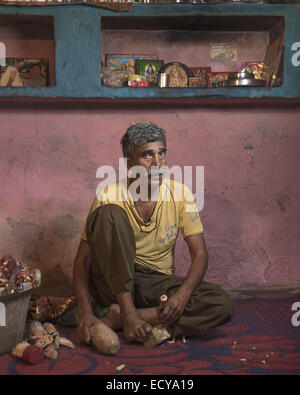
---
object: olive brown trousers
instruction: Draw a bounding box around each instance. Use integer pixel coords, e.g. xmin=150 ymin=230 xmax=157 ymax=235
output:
xmin=86 ymin=204 xmax=234 ymax=338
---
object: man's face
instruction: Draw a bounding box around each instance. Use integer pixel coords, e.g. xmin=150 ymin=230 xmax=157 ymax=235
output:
xmin=127 ymin=140 xmax=167 ymax=188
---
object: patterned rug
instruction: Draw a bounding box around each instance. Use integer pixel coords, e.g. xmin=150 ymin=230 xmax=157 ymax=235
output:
xmin=0 ymin=295 xmax=299 ymax=375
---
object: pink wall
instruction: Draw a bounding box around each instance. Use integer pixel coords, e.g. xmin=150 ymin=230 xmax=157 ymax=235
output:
xmin=0 ymin=101 xmax=299 ymax=292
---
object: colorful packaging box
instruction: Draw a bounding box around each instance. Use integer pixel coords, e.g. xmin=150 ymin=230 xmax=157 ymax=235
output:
xmin=208 ymin=72 xmax=230 ymax=88
xmin=189 ymin=77 xmax=207 ymax=88
xmin=128 ymin=80 xmax=149 ymax=87
xmin=239 ymin=62 xmax=267 ymax=80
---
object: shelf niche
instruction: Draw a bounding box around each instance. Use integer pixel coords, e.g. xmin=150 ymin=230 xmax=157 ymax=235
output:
xmin=101 ymin=15 xmax=284 ymax=88
xmin=0 ymin=14 xmax=55 ymax=87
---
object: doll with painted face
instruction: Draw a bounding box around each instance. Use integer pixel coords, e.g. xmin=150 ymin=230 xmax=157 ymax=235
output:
xmin=13 ymin=320 xmax=76 ymax=362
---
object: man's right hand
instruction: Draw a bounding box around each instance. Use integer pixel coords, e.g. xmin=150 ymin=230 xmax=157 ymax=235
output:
xmin=77 ymin=313 xmax=103 ymax=345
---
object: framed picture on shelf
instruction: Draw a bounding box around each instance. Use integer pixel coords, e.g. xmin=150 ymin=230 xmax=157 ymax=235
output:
xmin=189 ymin=67 xmax=211 ymax=76
xmin=0 ymin=58 xmax=48 ymax=87
xmin=189 ymin=67 xmax=210 ymax=88
xmin=135 ymin=60 xmax=164 ymax=82
xmin=159 ymin=62 xmax=193 ymax=88
xmin=105 ymin=54 xmax=158 ymax=74
xmin=210 ymin=43 xmax=237 ymax=62
xmin=189 ymin=77 xmax=207 ymax=88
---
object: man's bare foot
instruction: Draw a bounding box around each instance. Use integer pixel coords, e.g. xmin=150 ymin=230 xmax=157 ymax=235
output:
xmin=139 ymin=307 xmax=161 ymax=326
xmin=100 ymin=304 xmax=122 ymax=331
xmin=122 ymin=312 xmax=152 ymax=343
xmin=101 ymin=304 xmax=162 ymax=332
xmin=102 ymin=305 xmax=152 ymax=343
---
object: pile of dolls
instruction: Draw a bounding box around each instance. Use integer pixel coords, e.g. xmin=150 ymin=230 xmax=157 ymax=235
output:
xmin=0 ymin=254 xmax=76 ymax=364
xmin=0 ymin=254 xmax=41 ymax=296
xmin=11 ymin=321 xmax=76 ymax=364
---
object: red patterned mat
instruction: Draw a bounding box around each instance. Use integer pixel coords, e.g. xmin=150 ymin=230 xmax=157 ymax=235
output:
xmin=1 ymin=295 xmax=299 ymax=375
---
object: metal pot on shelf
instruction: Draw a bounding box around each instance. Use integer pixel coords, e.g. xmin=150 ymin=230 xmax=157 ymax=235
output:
xmin=222 ymin=71 xmax=266 ymax=87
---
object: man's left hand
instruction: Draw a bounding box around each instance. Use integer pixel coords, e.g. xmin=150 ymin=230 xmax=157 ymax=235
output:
xmin=159 ymin=289 xmax=190 ymax=326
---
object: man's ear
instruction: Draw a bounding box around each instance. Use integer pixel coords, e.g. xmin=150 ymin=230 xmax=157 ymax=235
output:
xmin=126 ymin=156 xmax=133 ymax=169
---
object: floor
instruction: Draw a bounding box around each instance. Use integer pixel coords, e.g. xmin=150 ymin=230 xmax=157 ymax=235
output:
xmin=0 ymin=292 xmax=299 ymax=375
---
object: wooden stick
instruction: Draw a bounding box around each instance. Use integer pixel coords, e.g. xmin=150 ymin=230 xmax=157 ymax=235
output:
xmin=158 ymin=294 xmax=168 ymax=315
xmin=160 ymin=294 xmax=168 ymax=308
xmin=144 ymin=294 xmax=171 ymax=348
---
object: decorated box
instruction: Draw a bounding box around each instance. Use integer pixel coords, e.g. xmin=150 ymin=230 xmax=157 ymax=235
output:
xmin=128 ymin=80 xmax=149 ymax=87
xmin=189 ymin=76 xmax=207 ymax=88
xmin=239 ymin=62 xmax=267 ymax=80
xmin=207 ymin=72 xmax=230 ymax=88
xmin=105 ymin=54 xmax=157 ymax=75
xmin=189 ymin=67 xmax=211 ymax=76
xmin=189 ymin=67 xmax=210 ymax=88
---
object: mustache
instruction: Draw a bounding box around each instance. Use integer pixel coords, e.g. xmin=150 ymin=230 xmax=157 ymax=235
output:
xmin=147 ymin=167 xmax=166 ymax=177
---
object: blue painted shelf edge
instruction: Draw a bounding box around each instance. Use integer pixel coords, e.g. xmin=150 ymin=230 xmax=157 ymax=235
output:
xmin=0 ymin=3 xmax=299 ymax=99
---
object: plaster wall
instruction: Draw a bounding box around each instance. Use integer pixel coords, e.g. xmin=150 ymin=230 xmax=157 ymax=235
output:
xmin=102 ymin=29 xmax=269 ymax=73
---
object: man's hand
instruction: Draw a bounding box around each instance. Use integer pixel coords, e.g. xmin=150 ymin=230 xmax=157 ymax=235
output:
xmin=159 ymin=233 xmax=209 ymax=327
xmin=77 ymin=313 xmax=103 ymax=345
xmin=122 ymin=311 xmax=152 ymax=343
xmin=159 ymin=289 xmax=190 ymax=327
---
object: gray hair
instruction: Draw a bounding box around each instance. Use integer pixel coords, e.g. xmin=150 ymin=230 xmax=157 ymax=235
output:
xmin=121 ymin=123 xmax=166 ymax=158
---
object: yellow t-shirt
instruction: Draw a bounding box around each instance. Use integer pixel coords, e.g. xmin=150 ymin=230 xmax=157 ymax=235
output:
xmin=81 ymin=178 xmax=203 ymax=275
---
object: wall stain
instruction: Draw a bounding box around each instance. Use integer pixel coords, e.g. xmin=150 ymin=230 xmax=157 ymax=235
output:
xmin=2 ymin=156 xmax=17 ymax=190
xmin=4 ymin=216 xmax=77 ymax=288
xmin=49 ymin=135 xmax=66 ymax=153
xmin=176 ymin=130 xmax=187 ymax=137
xmin=6 ymin=217 xmax=44 ymax=262
xmin=276 ymin=190 xmax=291 ymax=213
xmin=276 ymin=198 xmax=287 ymax=212
xmin=279 ymin=133 xmax=288 ymax=142
xmin=48 ymin=214 xmax=81 ymax=240
xmin=256 ymin=122 xmax=266 ymax=137
xmin=0 ymin=156 xmax=16 ymax=202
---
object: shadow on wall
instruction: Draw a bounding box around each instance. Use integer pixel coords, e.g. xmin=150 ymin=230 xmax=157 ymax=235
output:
xmin=5 ymin=215 xmax=82 ymax=293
